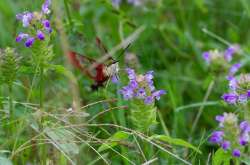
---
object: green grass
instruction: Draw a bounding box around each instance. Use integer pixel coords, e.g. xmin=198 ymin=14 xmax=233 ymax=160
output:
xmin=0 ymin=0 xmax=250 ymax=164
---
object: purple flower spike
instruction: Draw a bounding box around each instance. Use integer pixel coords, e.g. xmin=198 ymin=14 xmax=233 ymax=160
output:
xmin=209 ymin=131 xmax=224 ymax=143
xmin=247 ymin=90 xmax=250 ymax=98
xmin=202 ymin=51 xmax=210 ymax=63
xmin=238 ymin=94 xmax=248 ymax=104
xmin=239 ymin=121 xmax=250 ymax=133
xmin=215 ymin=115 xmax=225 ymax=127
xmin=112 ymin=0 xmax=121 ymax=8
xmin=224 ymin=45 xmax=240 ymax=62
xmin=221 ymin=141 xmax=230 ymax=150
xmin=25 ymin=37 xmax=35 ymax=47
xmin=215 ymin=115 xmax=224 ymax=123
xmin=111 ymin=75 xmax=119 ymax=84
xmin=145 ymin=71 xmax=154 ymax=81
xmin=152 ymin=90 xmax=166 ymax=100
xmin=126 ymin=68 xmax=136 ymax=80
xmin=16 ymin=33 xmax=29 ymax=42
xmin=42 ymin=20 xmax=52 ymax=33
xmin=228 ymin=77 xmax=238 ymax=91
xmin=37 ymin=31 xmax=45 ymax=40
xmin=127 ymin=0 xmax=141 ymax=6
xmin=232 ymin=149 xmax=241 ymax=157
xmin=135 ymin=88 xmax=146 ymax=99
xmin=229 ymin=63 xmax=241 ymax=76
xmin=119 ymin=68 xmax=166 ymax=104
xmin=144 ymin=96 xmax=154 ymax=104
xmin=42 ymin=0 xmax=51 ymax=14
xmin=222 ymin=93 xmax=238 ymax=104
xmin=119 ymin=86 xmax=134 ymax=100
xmin=239 ymin=133 xmax=249 ymax=146
xmin=128 ymin=80 xmax=138 ymax=90
xmin=16 ymin=12 xmax=33 ymax=27
xmin=147 ymin=80 xmax=155 ymax=92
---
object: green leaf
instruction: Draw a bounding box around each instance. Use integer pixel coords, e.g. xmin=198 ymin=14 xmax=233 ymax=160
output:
xmin=44 ymin=127 xmax=79 ymax=156
xmin=98 ymin=131 xmax=130 ymax=152
xmin=50 ymin=65 xmax=68 ymax=74
xmin=150 ymin=135 xmax=202 ymax=154
xmin=212 ymin=148 xmax=232 ymax=165
xmin=240 ymin=156 xmax=250 ymax=165
xmin=0 ymin=156 xmax=12 ymax=165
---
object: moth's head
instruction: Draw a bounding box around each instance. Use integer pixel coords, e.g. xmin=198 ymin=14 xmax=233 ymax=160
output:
xmin=104 ymin=62 xmax=119 ymax=77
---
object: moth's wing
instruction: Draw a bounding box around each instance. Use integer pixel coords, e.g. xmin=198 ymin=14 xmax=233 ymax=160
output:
xmin=67 ymin=51 xmax=95 ymax=79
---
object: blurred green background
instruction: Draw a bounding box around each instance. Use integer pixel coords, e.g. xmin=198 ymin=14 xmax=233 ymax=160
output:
xmin=1 ymin=0 xmax=250 ymax=164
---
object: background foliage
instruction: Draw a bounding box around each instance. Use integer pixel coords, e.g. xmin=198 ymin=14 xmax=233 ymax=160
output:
xmin=1 ymin=0 xmax=250 ymax=164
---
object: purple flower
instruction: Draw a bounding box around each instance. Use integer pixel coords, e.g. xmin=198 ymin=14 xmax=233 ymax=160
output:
xmin=135 ymin=88 xmax=146 ymax=99
xmin=247 ymin=90 xmax=250 ymax=97
xmin=16 ymin=33 xmax=29 ymax=42
xmin=16 ymin=12 xmax=33 ymax=27
xmin=112 ymin=0 xmax=121 ymax=8
xmin=222 ymin=93 xmax=238 ymax=104
xmin=25 ymin=37 xmax=35 ymax=47
xmin=228 ymin=76 xmax=238 ymax=91
xmin=202 ymin=51 xmax=210 ymax=63
xmin=238 ymin=94 xmax=247 ymax=104
xmin=239 ymin=133 xmax=249 ymax=146
xmin=42 ymin=20 xmax=52 ymax=33
xmin=232 ymin=149 xmax=241 ymax=157
xmin=215 ymin=115 xmax=225 ymax=127
xmin=111 ymin=75 xmax=119 ymax=84
xmin=152 ymin=90 xmax=166 ymax=100
xmin=42 ymin=0 xmax=51 ymax=14
xmin=144 ymin=71 xmax=155 ymax=91
xmin=224 ymin=45 xmax=240 ymax=62
xmin=239 ymin=121 xmax=250 ymax=133
xmin=144 ymin=71 xmax=154 ymax=81
xmin=215 ymin=115 xmax=225 ymax=123
xmin=147 ymin=80 xmax=155 ymax=91
xmin=209 ymin=131 xmax=224 ymax=143
xmin=127 ymin=0 xmax=141 ymax=6
xmin=221 ymin=141 xmax=230 ymax=150
xmin=119 ymin=86 xmax=134 ymax=100
xmin=120 ymin=68 xmax=166 ymax=104
xmin=144 ymin=96 xmax=154 ymax=104
xmin=229 ymin=63 xmax=241 ymax=76
xmin=128 ymin=80 xmax=138 ymax=90
xmin=126 ymin=68 xmax=136 ymax=80
xmin=37 ymin=31 xmax=45 ymax=40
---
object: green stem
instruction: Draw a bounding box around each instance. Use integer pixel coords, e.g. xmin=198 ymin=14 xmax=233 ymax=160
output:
xmin=8 ymin=83 xmax=14 ymax=135
xmin=0 ymin=85 xmax=3 ymax=110
xmin=189 ymin=79 xmax=215 ymax=139
xmin=40 ymin=64 xmax=44 ymax=109
xmin=244 ymin=104 xmax=250 ymax=122
xmin=9 ymin=83 xmax=13 ymax=120
xmin=64 ymin=0 xmax=73 ymax=28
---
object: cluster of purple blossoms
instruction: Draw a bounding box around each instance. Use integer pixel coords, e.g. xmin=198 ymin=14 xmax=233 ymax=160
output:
xmin=202 ymin=45 xmax=240 ymax=64
xmin=119 ymin=68 xmax=166 ymax=104
xmin=15 ymin=0 xmax=52 ymax=48
xmin=209 ymin=113 xmax=250 ymax=157
xmin=222 ymin=74 xmax=250 ymax=104
xmin=202 ymin=45 xmax=241 ymax=77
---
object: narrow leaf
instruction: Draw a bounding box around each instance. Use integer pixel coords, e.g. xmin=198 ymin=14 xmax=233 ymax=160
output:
xmin=98 ymin=131 xmax=130 ymax=152
xmin=150 ymin=135 xmax=202 ymax=154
